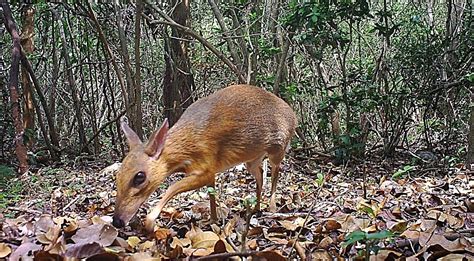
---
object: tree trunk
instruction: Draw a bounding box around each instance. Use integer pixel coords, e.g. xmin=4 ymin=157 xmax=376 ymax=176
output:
xmin=1 ymin=1 xmax=29 ymax=173
xmin=134 ymin=0 xmax=144 ymax=138
xmin=245 ymin=0 xmax=262 ymax=85
xmin=86 ymin=2 xmax=129 ymax=109
xmin=162 ymin=0 xmax=195 ymax=127
xmin=0 ymin=11 xmax=6 ymax=158
xmin=58 ymin=12 xmax=88 ymax=152
xmin=466 ymin=89 xmax=474 ymax=169
xmin=47 ymin=14 xmax=61 ymax=154
xmin=115 ymin=4 xmax=144 ymax=138
xmin=20 ymin=4 xmax=35 ymax=146
xmin=208 ymin=0 xmax=243 ymax=72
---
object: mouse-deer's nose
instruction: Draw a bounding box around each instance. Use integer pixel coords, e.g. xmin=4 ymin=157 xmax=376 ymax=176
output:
xmin=112 ymin=215 xmax=125 ymax=228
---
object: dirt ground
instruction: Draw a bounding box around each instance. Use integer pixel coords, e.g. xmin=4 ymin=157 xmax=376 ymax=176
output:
xmin=0 ymin=150 xmax=473 ymax=260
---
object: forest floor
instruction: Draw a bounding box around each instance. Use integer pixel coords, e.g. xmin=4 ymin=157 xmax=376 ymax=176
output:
xmin=0 ymin=149 xmax=473 ymax=260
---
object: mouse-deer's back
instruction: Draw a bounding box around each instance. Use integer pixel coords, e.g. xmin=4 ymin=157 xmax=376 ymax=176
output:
xmin=161 ymin=84 xmax=297 ymax=173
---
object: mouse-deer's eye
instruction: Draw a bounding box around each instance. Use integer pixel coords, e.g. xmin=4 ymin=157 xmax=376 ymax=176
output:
xmin=133 ymin=172 xmax=146 ymax=186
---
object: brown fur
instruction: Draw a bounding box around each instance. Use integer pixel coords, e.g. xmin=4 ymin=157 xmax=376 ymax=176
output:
xmin=114 ymin=84 xmax=297 ymax=231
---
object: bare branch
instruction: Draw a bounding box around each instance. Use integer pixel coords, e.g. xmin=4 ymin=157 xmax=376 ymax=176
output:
xmin=144 ymin=0 xmax=246 ymax=83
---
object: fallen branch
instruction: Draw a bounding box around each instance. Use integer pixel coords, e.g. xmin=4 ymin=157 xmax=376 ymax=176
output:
xmin=63 ymin=195 xmax=82 ymax=211
xmin=287 ymin=182 xmax=324 ymax=258
xmin=7 ymin=207 xmax=42 ymax=215
xmin=288 ymin=239 xmax=306 ymax=260
xmin=240 ymin=201 xmax=254 ymax=252
xmin=195 ymin=250 xmax=279 ymax=260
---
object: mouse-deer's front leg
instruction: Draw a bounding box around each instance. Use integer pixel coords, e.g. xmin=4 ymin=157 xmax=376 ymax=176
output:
xmin=145 ymin=171 xmax=213 ymax=232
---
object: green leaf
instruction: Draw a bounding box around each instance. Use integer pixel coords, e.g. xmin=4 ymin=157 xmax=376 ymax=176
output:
xmin=316 ymin=173 xmax=324 ymax=186
xmin=343 ymin=230 xmax=367 ymax=246
xmin=207 ymin=187 xmax=217 ymax=196
xmin=465 ymin=73 xmax=474 ymax=83
xmin=359 ymin=206 xmax=374 ymax=216
xmin=392 ymin=165 xmax=414 ymax=179
xmin=366 ymin=230 xmax=395 ymax=240
xmin=244 ymin=196 xmax=257 ymax=207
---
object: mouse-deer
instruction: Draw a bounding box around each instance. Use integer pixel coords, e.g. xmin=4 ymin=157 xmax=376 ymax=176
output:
xmin=112 ymin=84 xmax=297 ymax=232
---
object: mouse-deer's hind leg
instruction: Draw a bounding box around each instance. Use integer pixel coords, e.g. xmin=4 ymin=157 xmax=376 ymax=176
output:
xmin=268 ymin=147 xmax=286 ymax=212
xmin=245 ymin=155 xmax=265 ymax=211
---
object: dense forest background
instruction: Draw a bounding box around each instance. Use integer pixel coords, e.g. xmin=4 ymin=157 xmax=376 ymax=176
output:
xmin=1 ymin=0 xmax=472 ymax=171
xmin=0 ymin=1 xmax=473 ymax=259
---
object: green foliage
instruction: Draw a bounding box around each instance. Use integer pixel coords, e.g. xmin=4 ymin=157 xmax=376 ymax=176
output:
xmin=443 ymin=146 xmax=465 ymax=167
xmin=343 ymin=230 xmax=396 ymax=257
xmin=358 ymin=204 xmax=375 ymax=218
xmin=466 ymin=73 xmax=474 ymax=83
xmin=315 ymin=172 xmax=324 ymax=187
xmin=281 ymin=82 xmax=299 ymax=102
xmin=333 ymin=127 xmax=365 ymax=162
xmin=243 ymin=196 xmax=258 ymax=208
xmin=256 ymin=75 xmax=275 ymax=86
xmin=207 ymin=186 xmax=217 ymax=196
xmin=45 ymin=167 xmax=64 ymax=176
xmin=392 ymin=165 xmax=415 ymax=180
xmin=0 ymin=166 xmax=23 ymax=214
xmin=282 ymin=0 xmax=471 ymax=159
xmin=0 ymin=165 xmax=15 ymax=188
xmin=285 ymin=0 xmax=371 ymax=50
xmin=258 ymin=38 xmax=281 ymax=59
xmin=22 ymin=128 xmax=35 ymax=144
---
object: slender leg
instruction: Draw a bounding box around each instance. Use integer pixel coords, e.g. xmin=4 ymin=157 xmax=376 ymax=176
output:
xmin=246 ymin=155 xmax=264 ymax=211
xmin=145 ymin=172 xmax=213 ymax=232
xmin=268 ymin=150 xmax=285 ymax=212
xmin=208 ymin=177 xmax=218 ymax=222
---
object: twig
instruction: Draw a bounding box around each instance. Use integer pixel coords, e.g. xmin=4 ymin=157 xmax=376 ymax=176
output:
xmin=363 ymin=164 xmax=367 ymax=199
xmin=63 ymin=195 xmax=82 ymax=211
xmin=79 ymin=107 xmax=130 ymax=152
xmin=259 ymin=200 xmax=342 ymax=220
xmin=287 ymin=186 xmax=322 ymax=258
xmin=225 ymin=237 xmax=239 ymax=252
xmin=457 ymin=229 xmax=474 ymax=234
xmin=288 ymin=239 xmax=306 ymax=260
xmin=240 ymin=202 xmax=253 ymax=252
xmin=293 ymin=147 xmax=332 ymax=158
xmin=7 ymin=207 xmax=42 ymax=215
xmin=195 ymin=251 xmax=273 ymax=260
xmin=143 ymin=0 xmax=246 ymax=83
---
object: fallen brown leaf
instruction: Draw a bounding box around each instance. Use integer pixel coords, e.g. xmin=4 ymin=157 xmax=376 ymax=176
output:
xmin=9 ymin=242 xmax=42 ymax=261
xmin=65 ymin=242 xmax=104 ymax=259
xmin=155 ymin=228 xmax=171 ymax=241
xmin=247 ymin=239 xmax=258 ymax=250
xmin=126 ymin=236 xmax=141 ymax=248
xmin=0 ymin=243 xmax=12 ymax=258
xmin=87 ymin=252 xmax=121 ymax=261
xmin=72 ymin=223 xmax=118 ymax=247
xmin=127 ymin=252 xmax=161 ymax=261
xmin=213 ymin=239 xmax=227 ymax=254
xmin=34 ymin=250 xmax=63 ymax=260
xmin=311 ymin=250 xmax=333 ymax=260
xmin=255 ymin=250 xmax=286 ymax=261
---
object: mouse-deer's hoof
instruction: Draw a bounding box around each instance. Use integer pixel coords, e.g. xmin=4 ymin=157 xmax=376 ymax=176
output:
xmin=144 ymin=217 xmax=156 ymax=234
xmin=269 ymin=199 xmax=277 ymax=213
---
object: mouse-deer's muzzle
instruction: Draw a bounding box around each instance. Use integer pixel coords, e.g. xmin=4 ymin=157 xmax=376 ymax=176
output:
xmin=112 ymin=118 xmax=169 ymax=228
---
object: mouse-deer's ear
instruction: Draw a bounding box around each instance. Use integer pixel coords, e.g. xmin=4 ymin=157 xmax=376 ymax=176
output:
xmin=120 ymin=117 xmax=142 ymax=149
xmin=144 ymin=119 xmax=169 ymax=159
